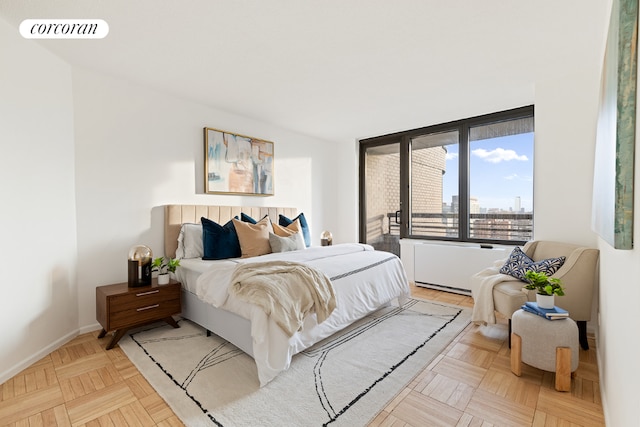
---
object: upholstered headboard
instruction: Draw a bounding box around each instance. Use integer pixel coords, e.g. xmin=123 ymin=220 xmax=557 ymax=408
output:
xmin=164 ymin=205 xmax=297 ymax=258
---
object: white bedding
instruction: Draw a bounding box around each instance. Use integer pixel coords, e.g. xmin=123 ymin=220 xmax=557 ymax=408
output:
xmin=176 ymin=243 xmax=410 ymax=386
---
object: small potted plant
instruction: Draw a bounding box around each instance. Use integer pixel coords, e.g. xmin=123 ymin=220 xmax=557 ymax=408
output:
xmin=152 ymin=257 xmax=181 ymax=285
xmin=523 ymin=270 xmax=564 ymax=309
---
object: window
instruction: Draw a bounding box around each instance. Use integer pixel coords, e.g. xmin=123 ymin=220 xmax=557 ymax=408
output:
xmin=467 ymin=117 xmax=534 ymax=241
xmin=359 ymin=106 xmax=534 ymax=246
xmin=410 ymin=130 xmax=459 ymax=238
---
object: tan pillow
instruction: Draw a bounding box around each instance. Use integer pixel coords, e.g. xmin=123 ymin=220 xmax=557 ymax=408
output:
xmin=233 ymin=217 xmax=273 ymax=258
xmin=272 ymin=218 xmax=301 ymax=237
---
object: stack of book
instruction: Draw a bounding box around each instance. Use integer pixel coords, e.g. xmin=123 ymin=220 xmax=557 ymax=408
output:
xmin=521 ymin=301 xmax=569 ymax=320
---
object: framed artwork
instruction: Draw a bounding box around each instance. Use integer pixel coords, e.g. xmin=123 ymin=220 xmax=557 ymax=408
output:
xmin=204 ymin=127 xmax=274 ymax=196
xmin=593 ymin=0 xmax=637 ymax=249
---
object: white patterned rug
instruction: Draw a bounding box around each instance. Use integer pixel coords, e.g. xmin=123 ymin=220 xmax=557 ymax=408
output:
xmin=119 ymin=298 xmax=470 ymax=427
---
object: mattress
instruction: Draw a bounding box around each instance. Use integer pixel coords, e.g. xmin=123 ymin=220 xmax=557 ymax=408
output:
xmin=173 ymin=243 xmax=410 ymax=385
xmin=174 ymin=257 xmax=227 ymax=294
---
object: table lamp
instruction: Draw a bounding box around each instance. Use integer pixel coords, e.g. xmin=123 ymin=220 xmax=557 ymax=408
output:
xmin=320 ymin=231 xmax=333 ymax=246
xmin=128 ymin=245 xmax=153 ymax=287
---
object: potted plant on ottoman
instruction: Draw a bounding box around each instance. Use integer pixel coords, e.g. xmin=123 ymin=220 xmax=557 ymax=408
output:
xmin=523 ymin=270 xmax=564 ymax=309
xmin=152 ymin=257 xmax=181 ymax=285
xmin=524 ymin=270 xmax=564 ymax=308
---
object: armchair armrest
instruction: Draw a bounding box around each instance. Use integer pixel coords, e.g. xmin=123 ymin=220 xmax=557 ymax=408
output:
xmin=551 ymin=248 xmax=599 ymax=320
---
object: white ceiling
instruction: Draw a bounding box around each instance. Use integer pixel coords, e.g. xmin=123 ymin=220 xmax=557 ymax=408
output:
xmin=0 ymin=0 xmax=606 ymax=142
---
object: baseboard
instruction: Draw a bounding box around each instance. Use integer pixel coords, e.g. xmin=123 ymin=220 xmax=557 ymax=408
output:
xmin=415 ymin=281 xmax=472 ymax=296
xmin=80 ymin=322 xmax=102 ymax=335
xmin=595 ymin=331 xmax=610 ymax=425
xmin=0 ymin=323 xmax=103 ymax=385
xmin=0 ymin=329 xmax=78 ymax=385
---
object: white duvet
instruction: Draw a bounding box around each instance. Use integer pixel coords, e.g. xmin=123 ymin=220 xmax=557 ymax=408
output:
xmin=192 ymin=243 xmax=410 ymax=386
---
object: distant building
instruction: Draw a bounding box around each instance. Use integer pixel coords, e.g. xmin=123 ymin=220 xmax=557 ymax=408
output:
xmin=470 ymin=197 xmax=480 ymax=214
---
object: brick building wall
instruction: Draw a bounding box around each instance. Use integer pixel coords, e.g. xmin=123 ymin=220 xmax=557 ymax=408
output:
xmin=365 ymin=146 xmax=446 ymax=241
xmin=365 ymin=152 xmax=399 ymax=241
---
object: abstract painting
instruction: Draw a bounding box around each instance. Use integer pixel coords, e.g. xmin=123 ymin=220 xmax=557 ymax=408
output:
xmin=593 ymin=0 xmax=637 ymax=249
xmin=204 ymin=127 xmax=274 ymax=196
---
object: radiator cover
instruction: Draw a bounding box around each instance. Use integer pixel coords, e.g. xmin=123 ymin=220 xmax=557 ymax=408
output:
xmin=411 ymin=243 xmax=511 ymax=294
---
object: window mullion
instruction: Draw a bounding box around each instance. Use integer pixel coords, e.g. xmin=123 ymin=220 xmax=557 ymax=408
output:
xmin=400 ymin=136 xmax=411 ymax=238
xmin=459 ymin=124 xmax=470 ymax=240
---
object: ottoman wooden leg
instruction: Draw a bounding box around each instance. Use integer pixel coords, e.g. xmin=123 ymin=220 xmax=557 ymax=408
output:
xmin=511 ymin=333 xmax=522 ymax=376
xmin=555 ymin=347 xmax=571 ymax=391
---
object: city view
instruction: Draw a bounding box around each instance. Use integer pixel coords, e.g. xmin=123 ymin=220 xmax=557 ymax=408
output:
xmin=442 ymin=195 xmax=531 ymax=215
xmin=439 ymin=195 xmax=533 ymax=241
xmin=365 ymin=127 xmax=534 ymax=251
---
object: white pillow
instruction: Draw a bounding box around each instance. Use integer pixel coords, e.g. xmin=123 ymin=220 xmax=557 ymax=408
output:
xmin=175 ymin=223 xmax=203 ymax=259
xmin=269 ymin=231 xmax=306 ymax=253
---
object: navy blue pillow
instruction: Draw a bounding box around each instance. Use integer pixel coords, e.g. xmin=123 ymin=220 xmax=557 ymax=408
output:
xmin=201 ymin=216 xmax=241 ymax=260
xmin=499 ymin=247 xmax=566 ymax=282
xmin=240 ymin=213 xmax=258 ymax=224
xmin=240 ymin=213 xmax=270 ymax=224
xmin=279 ymin=213 xmax=310 ymax=247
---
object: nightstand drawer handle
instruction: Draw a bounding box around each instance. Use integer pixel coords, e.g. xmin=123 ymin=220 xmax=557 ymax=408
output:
xmin=136 ymin=290 xmax=160 ymax=297
xmin=136 ymin=304 xmax=160 ymax=311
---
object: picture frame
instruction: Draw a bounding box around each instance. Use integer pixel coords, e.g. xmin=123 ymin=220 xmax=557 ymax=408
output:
xmin=204 ymin=127 xmax=274 ymax=196
xmin=592 ymin=0 xmax=637 ymax=249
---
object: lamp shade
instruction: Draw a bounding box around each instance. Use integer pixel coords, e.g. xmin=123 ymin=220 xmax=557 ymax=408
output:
xmin=128 ymin=245 xmax=152 ymax=262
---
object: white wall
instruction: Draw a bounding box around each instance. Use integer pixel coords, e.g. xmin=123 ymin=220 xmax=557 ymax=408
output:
xmin=534 ymin=69 xmax=601 ymax=248
xmin=524 ymin=2 xmax=606 ymax=249
xmin=0 ymin=17 xmax=78 ymax=381
xmin=597 ymin=181 xmax=640 ymax=426
xmin=71 ymin=67 xmax=345 ymax=329
xmin=595 ymin=0 xmax=640 ymax=421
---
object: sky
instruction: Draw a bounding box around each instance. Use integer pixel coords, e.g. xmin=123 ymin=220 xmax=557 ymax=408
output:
xmin=443 ymin=133 xmax=534 ymax=211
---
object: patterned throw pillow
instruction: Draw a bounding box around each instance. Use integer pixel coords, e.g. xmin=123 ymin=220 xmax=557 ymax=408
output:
xmin=499 ymin=247 xmax=566 ymax=282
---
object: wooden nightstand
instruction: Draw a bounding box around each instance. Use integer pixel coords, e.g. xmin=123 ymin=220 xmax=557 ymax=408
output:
xmin=96 ymin=279 xmax=181 ymax=349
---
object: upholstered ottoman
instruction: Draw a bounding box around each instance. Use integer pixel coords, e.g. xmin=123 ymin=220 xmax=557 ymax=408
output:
xmin=510 ymin=309 xmax=579 ymax=391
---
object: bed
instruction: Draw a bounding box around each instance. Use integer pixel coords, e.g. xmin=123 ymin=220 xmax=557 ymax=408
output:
xmin=164 ymin=204 xmax=410 ymax=386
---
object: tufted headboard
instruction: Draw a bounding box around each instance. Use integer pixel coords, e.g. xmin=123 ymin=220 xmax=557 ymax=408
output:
xmin=164 ymin=205 xmax=297 ymax=258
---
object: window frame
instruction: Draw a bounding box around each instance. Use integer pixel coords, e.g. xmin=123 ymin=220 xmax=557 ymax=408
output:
xmin=359 ymin=105 xmax=534 ymax=246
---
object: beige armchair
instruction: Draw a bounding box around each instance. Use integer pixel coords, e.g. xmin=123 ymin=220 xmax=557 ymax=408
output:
xmin=477 ymin=240 xmax=599 ymax=349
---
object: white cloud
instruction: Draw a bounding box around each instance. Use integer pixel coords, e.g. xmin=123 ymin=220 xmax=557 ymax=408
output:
xmin=504 ymin=173 xmax=533 ymax=182
xmin=472 ymin=148 xmax=528 ymax=163
xmin=446 ymin=152 xmax=458 ymax=160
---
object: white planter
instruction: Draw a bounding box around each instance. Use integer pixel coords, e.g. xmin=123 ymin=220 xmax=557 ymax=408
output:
xmin=157 ymin=273 xmax=170 ymax=285
xmin=536 ymin=293 xmax=555 ymax=309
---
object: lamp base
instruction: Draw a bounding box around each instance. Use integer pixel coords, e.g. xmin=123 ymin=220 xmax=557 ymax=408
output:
xmin=128 ymin=259 xmax=152 ymax=287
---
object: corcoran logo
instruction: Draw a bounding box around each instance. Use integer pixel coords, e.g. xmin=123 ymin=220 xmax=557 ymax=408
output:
xmin=19 ymin=19 xmax=109 ymax=39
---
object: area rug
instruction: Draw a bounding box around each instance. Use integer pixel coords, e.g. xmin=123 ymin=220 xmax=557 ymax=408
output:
xmin=119 ymin=298 xmax=470 ymax=427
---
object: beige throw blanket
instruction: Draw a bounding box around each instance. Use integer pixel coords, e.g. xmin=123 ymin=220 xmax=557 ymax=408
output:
xmin=469 ymin=259 xmax=511 ymax=325
xmin=229 ymin=261 xmax=336 ymax=337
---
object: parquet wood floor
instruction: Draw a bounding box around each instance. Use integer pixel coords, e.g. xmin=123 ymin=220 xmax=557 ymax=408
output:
xmin=0 ymin=285 xmax=604 ymax=426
